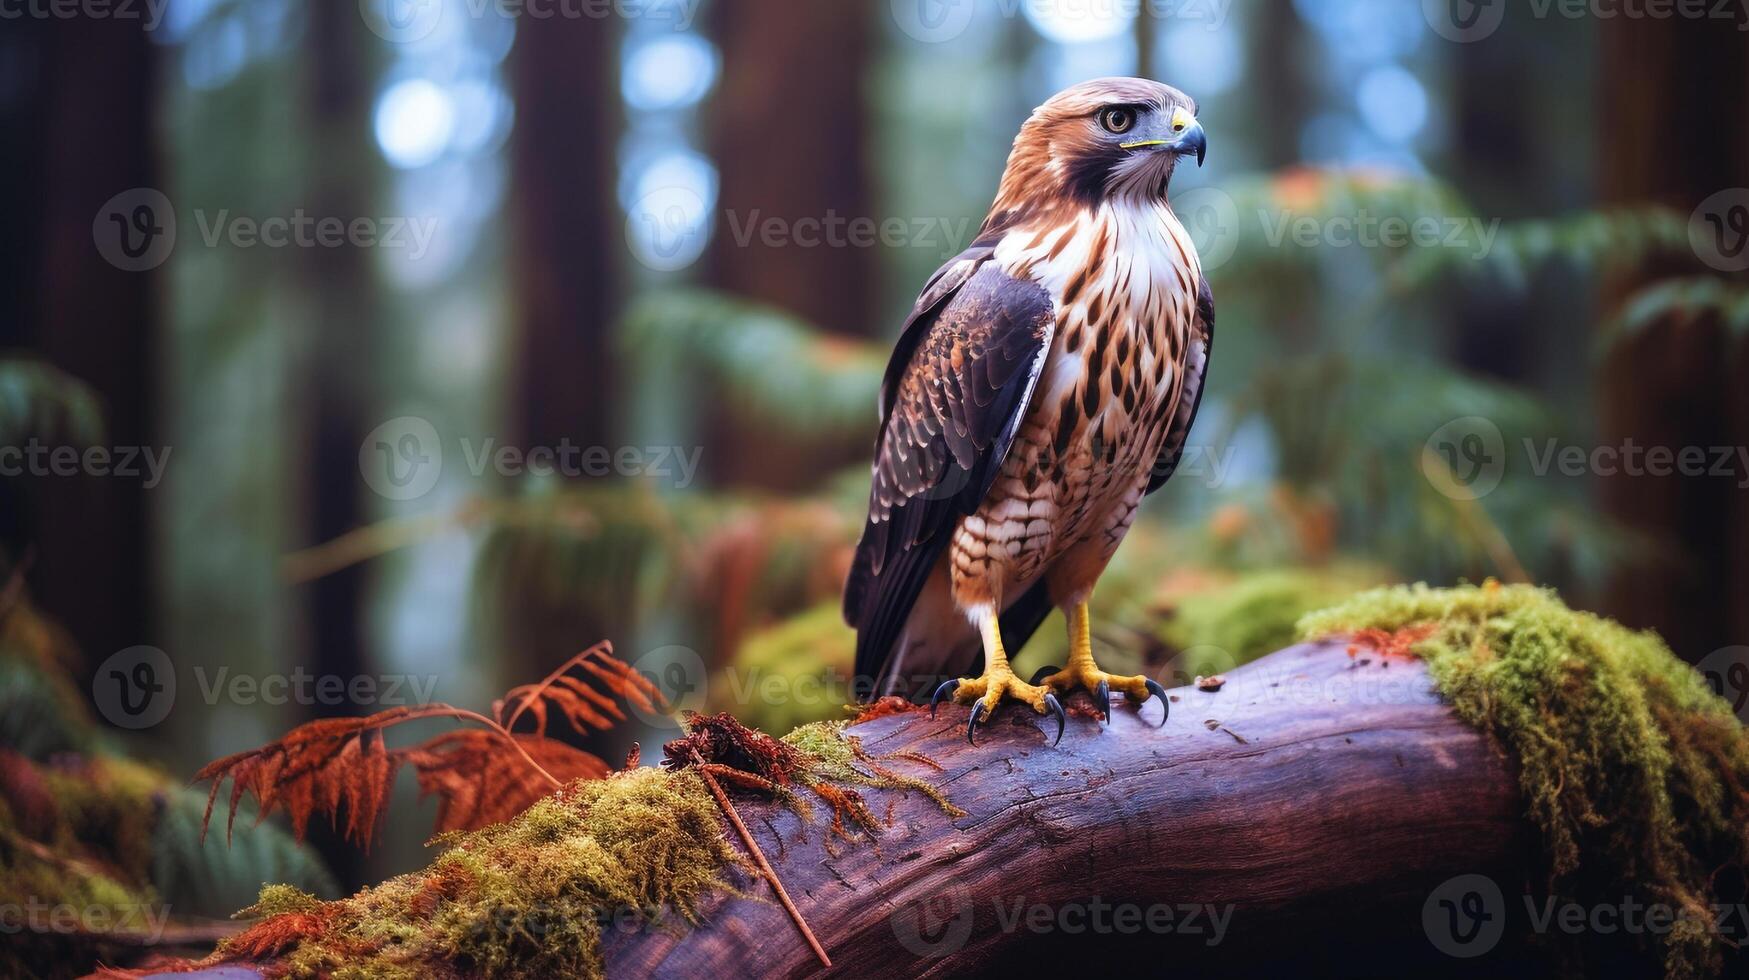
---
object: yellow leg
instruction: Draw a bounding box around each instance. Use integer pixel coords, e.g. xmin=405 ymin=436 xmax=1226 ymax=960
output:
xmin=931 ymin=610 xmax=1065 ymax=744
xmin=1039 ymin=601 xmax=1168 ymax=724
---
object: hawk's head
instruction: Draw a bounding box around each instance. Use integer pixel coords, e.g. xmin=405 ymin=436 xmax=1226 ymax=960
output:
xmin=989 ymin=77 xmax=1205 ymax=223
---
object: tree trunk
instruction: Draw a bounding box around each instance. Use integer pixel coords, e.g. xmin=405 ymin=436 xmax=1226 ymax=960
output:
xmin=1595 ymin=20 xmax=1749 ymax=663
xmin=605 ymin=641 xmax=1536 ymax=976
xmin=294 ymin=0 xmax=384 ymax=889
xmin=699 ymin=0 xmax=874 ymax=490
xmin=0 ymin=11 xmax=159 ymax=665
xmin=507 ymin=13 xmax=622 ymax=456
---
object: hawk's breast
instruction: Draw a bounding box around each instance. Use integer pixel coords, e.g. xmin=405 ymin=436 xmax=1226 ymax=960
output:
xmin=952 ymin=200 xmax=1202 ymax=590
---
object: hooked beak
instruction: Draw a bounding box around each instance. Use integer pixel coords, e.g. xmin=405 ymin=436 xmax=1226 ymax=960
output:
xmin=1120 ymin=106 xmax=1207 ymax=167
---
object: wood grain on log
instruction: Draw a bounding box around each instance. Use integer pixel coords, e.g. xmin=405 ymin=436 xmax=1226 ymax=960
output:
xmin=605 ymin=641 xmax=1535 ymax=977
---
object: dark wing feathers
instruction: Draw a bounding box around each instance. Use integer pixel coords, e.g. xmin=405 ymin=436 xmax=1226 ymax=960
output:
xmin=844 ymin=250 xmax=1055 ymax=683
xmin=1146 ymin=273 xmax=1214 ymax=495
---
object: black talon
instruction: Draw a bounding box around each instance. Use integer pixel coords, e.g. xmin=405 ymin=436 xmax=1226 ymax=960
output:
xmin=1029 ymin=664 xmax=1061 ymax=686
xmin=1144 ymin=678 xmax=1170 ymax=726
xmin=966 ymin=700 xmax=987 ymax=744
xmin=930 ymin=679 xmax=960 ymax=719
xmin=1042 ymin=693 xmax=1066 ymax=746
xmin=1092 ymin=679 xmax=1110 ymax=722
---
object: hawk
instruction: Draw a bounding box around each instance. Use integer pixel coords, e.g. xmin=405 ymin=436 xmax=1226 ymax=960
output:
xmin=843 ymin=78 xmax=1212 ymax=743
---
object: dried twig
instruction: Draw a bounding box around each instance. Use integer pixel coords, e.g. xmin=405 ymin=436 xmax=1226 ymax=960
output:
xmin=689 ymin=747 xmax=830 ymax=969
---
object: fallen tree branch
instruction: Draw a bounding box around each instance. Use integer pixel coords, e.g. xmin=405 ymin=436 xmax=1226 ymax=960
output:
xmin=604 ymin=640 xmax=1534 ymax=976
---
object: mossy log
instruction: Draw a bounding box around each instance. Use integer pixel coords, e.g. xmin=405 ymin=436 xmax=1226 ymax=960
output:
xmin=604 ymin=640 xmax=1535 ymax=977
xmin=137 ymin=640 xmax=1544 ymax=979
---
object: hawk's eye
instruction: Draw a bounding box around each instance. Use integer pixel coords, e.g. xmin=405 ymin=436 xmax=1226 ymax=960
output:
xmin=1099 ymin=107 xmax=1136 ymax=136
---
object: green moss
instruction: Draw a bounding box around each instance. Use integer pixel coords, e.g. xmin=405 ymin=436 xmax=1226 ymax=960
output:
xmin=225 ymin=767 xmax=745 ymax=980
xmin=713 ymin=602 xmax=856 ymax=733
xmin=1299 ymin=583 xmax=1749 ymax=979
xmin=1158 ymin=566 xmax=1386 ymax=675
xmin=241 ymin=884 xmax=323 ymax=918
xmin=206 ymin=716 xmax=963 ymax=979
xmin=784 ymin=721 xmax=965 ymax=821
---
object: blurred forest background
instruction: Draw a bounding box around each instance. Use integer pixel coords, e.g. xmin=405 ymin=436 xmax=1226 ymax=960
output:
xmin=2 ymin=0 xmax=1748 ymax=901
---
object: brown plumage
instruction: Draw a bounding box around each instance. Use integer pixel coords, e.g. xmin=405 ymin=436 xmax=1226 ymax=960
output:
xmin=843 ymin=78 xmax=1213 ymax=739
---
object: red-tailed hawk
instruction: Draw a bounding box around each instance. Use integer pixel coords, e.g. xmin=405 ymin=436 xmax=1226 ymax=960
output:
xmin=843 ymin=78 xmax=1212 ymax=743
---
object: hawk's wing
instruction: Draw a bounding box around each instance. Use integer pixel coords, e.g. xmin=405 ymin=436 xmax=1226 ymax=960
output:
xmin=844 ymin=244 xmax=1056 ymax=684
xmin=1146 ymin=274 xmax=1214 ymax=495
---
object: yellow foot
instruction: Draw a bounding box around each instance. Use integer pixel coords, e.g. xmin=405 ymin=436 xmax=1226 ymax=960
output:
xmin=1037 ymin=601 xmax=1169 ymax=726
xmin=1033 ymin=661 xmax=1169 ymax=726
xmin=929 ymin=664 xmax=1066 ymax=746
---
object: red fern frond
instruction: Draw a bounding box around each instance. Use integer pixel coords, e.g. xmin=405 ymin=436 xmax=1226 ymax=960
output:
xmin=402 ymin=730 xmax=608 ymax=833
xmin=494 ymin=641 xmax=666 ymax=734
xmin=196 ymin=644 xmax=661 ymax=850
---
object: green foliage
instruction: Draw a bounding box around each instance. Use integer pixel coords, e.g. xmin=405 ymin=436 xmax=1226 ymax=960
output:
xmin=1220 ymin=352 xmax=1635 ymax=589
xmin=0 ymin=359 xmax=104 ymax=452
xmin=1155 ymin=566 xmax=1386 ymax=679
xmin=0 ymin=589 xmax=337 ymax=977
xmin=1597 ymin=277 xmax=1749 ymax=354
xmin=471 ymin=483 xmax=858 ymax=686
xmin=620 ymin=289 xmax=884 ymax=445
xmin=1300 ymin=584 xmax=1749 ymax=979
xmin=711 ymin=602 xmax=855 ymax=733
xmin=151 ymin=780 xmax=340 ymax=918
